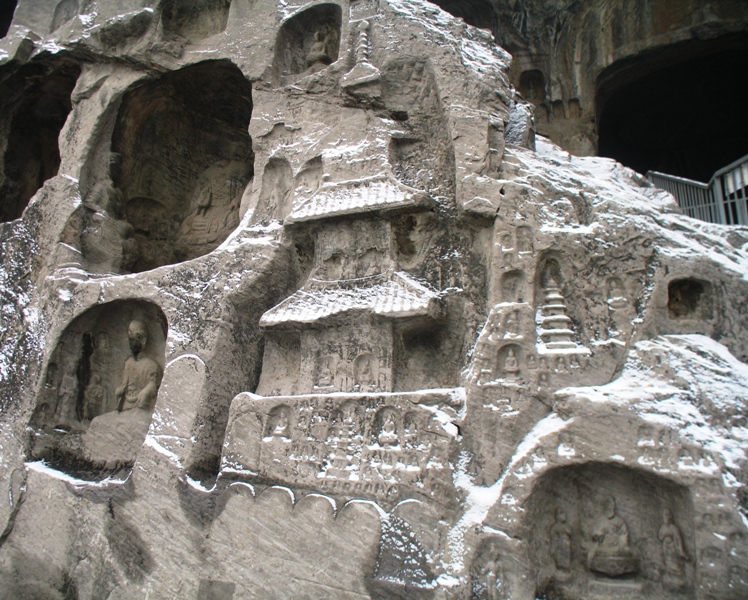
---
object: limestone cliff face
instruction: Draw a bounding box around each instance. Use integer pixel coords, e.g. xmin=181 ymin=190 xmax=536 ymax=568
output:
xmin=0 ymin=1 xmax=746 ymax=599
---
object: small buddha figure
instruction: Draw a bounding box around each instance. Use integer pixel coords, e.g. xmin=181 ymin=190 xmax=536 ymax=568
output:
xmin=588 ymin=497 xmax=638 ymax=577
xmin=659 ymin=509 xmax=688 ymax=588
xmin=317 ymin=357 xmax=334 ymax=387
xmin=114 ymin=320 xmax=163 ymax=413
xmin=378 ymin=411 xmax=398 ymax=447
xmin=356 ymin=354 xmax=376 ymax=388
xmin=273 ymin=410 xmax=290 ymax=438
xmin=306 ymin=24 xmax=338 ymax=69
xmin=504 ymin=311 xmax=520 ymax=336
xmin=503 ymin=348 xmax=520 ymax=378
xmin=551 ymin=509 xmax=572 ymax=572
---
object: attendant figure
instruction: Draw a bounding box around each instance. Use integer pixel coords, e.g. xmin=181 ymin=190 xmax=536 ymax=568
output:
xmin=659 ymin=509 xmax=687 ymax=588
xmin=551 ymin=509 xmax=572 ymax=572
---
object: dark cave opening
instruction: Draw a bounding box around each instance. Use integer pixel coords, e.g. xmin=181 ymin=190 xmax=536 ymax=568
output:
xmin=0 ymin=57 xmax=81 ymax=222
xmin=597 ymin=35 xmax=748 ymax=183
xmin=109 ymin=59 xmax=253 ymax=273
xmin=427 ymin=0 xmax=498 ymax=33
xmin=0 ymin=0 xmax=17 ymax=38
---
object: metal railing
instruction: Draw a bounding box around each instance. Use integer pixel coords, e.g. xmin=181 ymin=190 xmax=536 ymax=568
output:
xmin=647 ymin=153 xmax=748 ymax=225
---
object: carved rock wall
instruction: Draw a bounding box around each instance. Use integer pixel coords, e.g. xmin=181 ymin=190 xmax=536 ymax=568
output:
xmin=0 ymin=1 xmax=746 ymax=599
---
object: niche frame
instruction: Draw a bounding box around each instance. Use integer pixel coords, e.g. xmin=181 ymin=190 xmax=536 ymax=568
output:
xmin=96 ymin=59 xmax=254 ymax=274
xmin=272 ymin=3 xmax=343 ymax=79
xmin=30 ymin=299 xmax=168 ymax=479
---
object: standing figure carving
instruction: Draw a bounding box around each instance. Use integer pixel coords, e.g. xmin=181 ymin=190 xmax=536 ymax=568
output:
xmin=478 ymin=553 xmax=504 ymax=600
xmin=659 ymin=508 xmax=688 ymax=588
xmin=551 ymin=508 xmax=572 ymax=572
xmin=587 ymin=497 xmax=638 ymax=576
xmin=115 ymin=320 xmax=163 ymax=412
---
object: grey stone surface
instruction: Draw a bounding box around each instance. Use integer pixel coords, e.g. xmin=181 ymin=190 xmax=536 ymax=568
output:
xmin=0 ymin=1 xmax=746 ymax=599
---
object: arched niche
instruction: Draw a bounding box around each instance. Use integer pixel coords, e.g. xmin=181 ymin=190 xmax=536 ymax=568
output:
xmin=51 ymin=0 xmax=78 ymax=33
xmin=0 ymin=57 xmax=81 ymax=222
xmin=518 ymin=69 xmax=546 ymax=105
xmin=272 ymin=3 xmax=342 ymax=77
xmin=500 ymin=269 xmax=526 ymax=303
xmin=161 ymin=0 xmax=231 ymax=42
xmin=533 ymin=254 xmax=568 ymax=306
xmin=0 ymin=0 xmax=17 ymax=38
xmin=667 ymin=278 xmax=713 ymax=321
xmin=31 ymin=299 xmax=167 ymax=478
xmin=426 ymin=0 xmax=498 ymax=34
xmin=597 ymin=34 xmax=748 ymax=182
xmin=525 ymin=463 xmax=695 ymax=600
xmin=108 ymin=60 xmax=253 ymax=273
xmin=253 ymin=156 xmax=293 ymax=223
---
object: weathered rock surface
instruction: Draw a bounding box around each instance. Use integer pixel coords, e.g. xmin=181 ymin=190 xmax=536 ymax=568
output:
xmin=0 ymin=1 xmax=746 ymax=599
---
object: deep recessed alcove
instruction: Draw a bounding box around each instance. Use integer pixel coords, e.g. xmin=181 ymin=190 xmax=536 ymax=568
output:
xmin=597 ymin=35 xmax=748 ymax=182
xmin=272 ymin=3 xmax=342 ymax=77
xmin=426 ymin=0 xmax=498 ymax=33
xmin=109 ymin=60 xmax=253 ymax=273
xmin=0 ymin=0 xmax=17 ymax=37
xmin=30 ymin=299 xmax=167 ymax=480
xmin=161 ymin=0 xmax=231 ymax=41
xmin=0 ymin=57 xmax=80 ymax=222
xmin=668 ymin=278 xmax=713 ymax=320
xmin=526 ymin=463 xmax=695 ymax=600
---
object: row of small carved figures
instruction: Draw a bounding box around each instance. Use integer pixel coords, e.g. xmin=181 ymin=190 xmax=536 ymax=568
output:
xmin=262 ymin=437 xmax=451 ymax=472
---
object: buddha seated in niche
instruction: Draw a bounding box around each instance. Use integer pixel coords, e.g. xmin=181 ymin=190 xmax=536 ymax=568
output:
xmin=378 ymin=411 xmax=399 ymax=447
xmin=306 ymin=24 xmax=338 ymax=70
xmin=588 ymin=497 xmax=638 ymax=577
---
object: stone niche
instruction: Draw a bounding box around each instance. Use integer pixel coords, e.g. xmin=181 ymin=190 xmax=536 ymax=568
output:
xmin=161 ymin=0 xmax=232 ymax=42
xmin=0 ymin=56 xmax=80 ymax=222
xmin=51 ymin=0 xmax=78 ymax=33
xmin=98 ymin=60 xmax=252 ymax=273
xmin=526 ymin=463 xmax=695 ymax=600
xmin=272 ymin=3 xmax=342 ymax=78
xmin=668 ymin=278 xmax=713 ymax=321
xmin=30 ymin=299 xmax=167 ymax=478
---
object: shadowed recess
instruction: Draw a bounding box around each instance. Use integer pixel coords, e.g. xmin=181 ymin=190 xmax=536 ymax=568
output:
xmin=597 ymin=35 xmax=748 ymax=182
xmin=110 ymin=59 xmax=253 ymax=273
xmin=0 ymin=57 xmax=80 ymax=222
xmin=0 ymin=0 xmax=17 ymax=37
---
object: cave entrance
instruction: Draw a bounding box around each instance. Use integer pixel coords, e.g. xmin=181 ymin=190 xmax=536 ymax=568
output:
xmin=597 ymin=35 xmax=748 ymax=183
xmin=110 ymin=60 xmax=253 ymax=273
xmin=0 ymin=0 xmax=17 ymax=37
xmin=426 ymin=0 xmax=498 ymax=33
xmin=0 ymin=57 xmax=81 ymax=222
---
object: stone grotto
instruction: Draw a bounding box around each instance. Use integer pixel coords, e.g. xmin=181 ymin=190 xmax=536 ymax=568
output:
xmin=0 ymin=0 xmax=747 ymax=598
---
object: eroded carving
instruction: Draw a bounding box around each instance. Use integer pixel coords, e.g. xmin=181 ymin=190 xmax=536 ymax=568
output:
xmin=104 ymin=61 xmax=252 ymax=273
xmin=273 ymin=4 xmax=342 ymax=77
xmin=29 ymin=300 xmax=167 ymax=477
xmin=588 ymin=497 xmax=638 ymax=577
xmin=223 ymin=391 xmax=459 ymax=504
xmin=668 ymin=278 xmax=713 ymax=320
xmin=114 ymin=320 xmax=163 ymax=413
xmin=551 ymin=508 xmax=572 ymax=574
xmin=659 ymin=509 xmax=688 ymax=590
